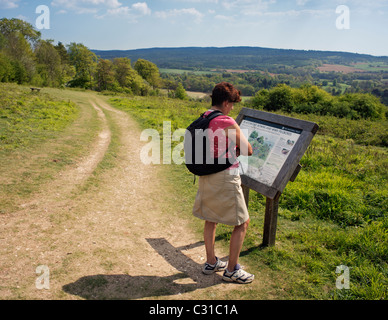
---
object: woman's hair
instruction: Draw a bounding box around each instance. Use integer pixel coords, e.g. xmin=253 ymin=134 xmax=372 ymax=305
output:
xmin=211 ymin=82 xmax=242 ymax=107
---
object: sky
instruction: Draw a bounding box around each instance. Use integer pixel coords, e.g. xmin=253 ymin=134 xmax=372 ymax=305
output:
xmin=1 ymin=0 xmax=387 ymax=56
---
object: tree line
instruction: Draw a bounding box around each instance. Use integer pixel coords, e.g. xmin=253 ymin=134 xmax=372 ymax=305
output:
xmin=94 ymin=46 xmax=388 ymax=71
xmin=0 ymin=18 xmax=165 ymax=96
xmin=250 ymin=84 xmax=387 ymax=121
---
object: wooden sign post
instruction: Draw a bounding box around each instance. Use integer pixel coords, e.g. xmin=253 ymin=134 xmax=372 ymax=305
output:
xmin=236 ymin=108 xmax=319 ymax=247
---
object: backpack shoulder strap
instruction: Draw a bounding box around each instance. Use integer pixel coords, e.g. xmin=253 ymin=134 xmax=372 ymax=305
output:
xmin=203 ymin=110 xmax=224 ymax=121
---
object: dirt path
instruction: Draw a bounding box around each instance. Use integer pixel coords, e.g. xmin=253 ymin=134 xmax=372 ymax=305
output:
xmin=0 ymin=94 xmax=256 ymax=300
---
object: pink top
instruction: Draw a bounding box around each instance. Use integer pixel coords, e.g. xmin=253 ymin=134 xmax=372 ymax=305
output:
xmin=204 ymin=110 xmax=239 ymax=169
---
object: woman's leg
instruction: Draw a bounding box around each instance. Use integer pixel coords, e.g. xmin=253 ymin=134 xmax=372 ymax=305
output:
xmin=228 ymin=219 xmax=250 ymax=271
xmin=204 ymin=221 xmax=217 ymax=265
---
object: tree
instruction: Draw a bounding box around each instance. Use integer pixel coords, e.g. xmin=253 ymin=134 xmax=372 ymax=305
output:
xmin=175 ymin=82 xmax=188 ymax=100
xmin=0 ymin=18 xmax=41 ymax=43
xmin=112 ymin=57 xmax=150 ymax=95
xmin=0 ymin=18 xmax=40 ymax=83
xmin=55 ymin=42 xmax=70 ymax=65
xmin=267 ymin=84 xmax=294 ymax=112
xmin=67 ymin=43 xmax=97 ymax=88
xmin=54 ymin=42 xmax=75 ymax=87
xmin=96 ymin=59 xmax=115 ymax=91
xmin=113 ymin=57 xmax=132 ymax=87
xmin=34 ymin=39 xmax=62 ymax=87
xmin=251 ymin=89 xmax=269 ymax=109
xmin=163 ymin=78 xmax=178 ymax=93
xmin=125 ymin=68 xmax=150 ymax=95
xmin=0 ymin=52 xmax=14 ymax=82
xmin=134 ymin=59 xmax=162 ymax=89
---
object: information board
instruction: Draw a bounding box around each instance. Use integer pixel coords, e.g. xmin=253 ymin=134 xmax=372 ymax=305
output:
xmin=239 ymin=117 xmax=302 ymax=187
xmin=236 ymin=108 xmax=319 ymax=246
xmin=236 ymin=108 xmax=319 ymax=200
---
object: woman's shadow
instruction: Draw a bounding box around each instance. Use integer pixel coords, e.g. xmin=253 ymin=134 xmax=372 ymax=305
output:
xmin=63 ymin=238 xmax=225 ymax=300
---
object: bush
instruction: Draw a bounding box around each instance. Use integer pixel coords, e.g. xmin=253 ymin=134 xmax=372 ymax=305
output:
xmin=175 ymin=82 xmax=188 ymax=100
xmin=338 ymin=93 xmax=386 ymax=120
xmin=267 ymin=84 xmax=295 ymax=112
xmin=251 ymin=84 xmax=387 ymax=120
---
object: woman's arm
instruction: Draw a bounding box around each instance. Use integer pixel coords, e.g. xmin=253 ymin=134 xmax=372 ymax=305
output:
xmin=224 ymin=123 xmax=253 ymax=157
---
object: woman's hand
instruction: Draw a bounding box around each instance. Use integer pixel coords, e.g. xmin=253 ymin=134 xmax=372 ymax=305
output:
xmin=224 ymin=123 xmax=253 ymax=157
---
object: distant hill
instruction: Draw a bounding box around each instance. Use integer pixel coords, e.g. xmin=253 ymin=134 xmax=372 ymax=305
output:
xmin=91 ymin=46 xmax=388 ymax=71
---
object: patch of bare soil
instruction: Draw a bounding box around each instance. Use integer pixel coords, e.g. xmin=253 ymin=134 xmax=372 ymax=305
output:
xmin=1 ymin=95 xmax=258 ymax=300
xmin=317 ymin=64 xmax=365 ymax=74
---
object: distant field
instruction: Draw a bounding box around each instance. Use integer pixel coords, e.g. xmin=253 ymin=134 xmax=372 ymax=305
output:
xmin=321 ymin=82 xmax=351 ymax=94
xmin=352 ymin=62 xmax=388 ymax=72
xmin=317 ymin=64 xmax=365 ymax=74
xmin=317 ymin=62 xmax=388 ymax=74
xmin=211 ymin=68 xmax=255 ymax=74
xmin=186 ymin=91 xmax=209 ymax=99
xmin=160 ymin=68 xmax=277 ymax=77
xmin=159 ymin=68 xmax=218 ymax=75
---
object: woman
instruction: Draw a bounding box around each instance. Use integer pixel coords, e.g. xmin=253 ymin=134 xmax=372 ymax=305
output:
xmin=193 ymin=82 xmax=254 ymax=284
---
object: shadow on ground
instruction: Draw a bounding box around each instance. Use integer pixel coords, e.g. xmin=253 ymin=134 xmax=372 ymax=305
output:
xmin=63 ymin=238 xmax=225 ymax=300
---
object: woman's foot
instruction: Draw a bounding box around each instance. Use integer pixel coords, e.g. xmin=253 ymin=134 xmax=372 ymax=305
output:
xmin=222 ymin=264 xmax=254 ymax=284
xmin=202 ymin=257 xmax=228 ymax=275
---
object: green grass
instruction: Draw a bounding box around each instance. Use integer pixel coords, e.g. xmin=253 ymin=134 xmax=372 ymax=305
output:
xmin=291 ymin=113 xmax=388 ymax=147
xmin=109 ymin=94 xmax=387 ymax=300
xmin=0 ymin=83 xmax=79 ymax=151
xmin=353 ymin=62 xmax=388 ymax=72
xmin=0 ymin=84 xmax=102 ymax=214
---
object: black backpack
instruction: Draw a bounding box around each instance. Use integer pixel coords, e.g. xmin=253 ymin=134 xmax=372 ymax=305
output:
xmin=184 ymin=111 xmax=236 ymax=176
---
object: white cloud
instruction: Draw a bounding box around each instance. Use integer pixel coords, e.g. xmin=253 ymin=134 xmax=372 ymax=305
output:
xmin=51 ymin=0 xmax=122 ymax=13
xmin=179 ymin=0 xmax=218 ymax=3
xmin=214 ymin=14 xmax=230 ymax=20
xmin=183 ymin=0 xmax=218 ymax=2
xmin=296 ymin=0 xmax=309 ymax=6
xmin=106 ymin=6 xmax=131 ymax=16
xmin=0 ymin=0 xmax=19 ymax=9
xmin=221 ymin=0 xmax=276 ymax=15
xmin=51 ymin=0 xmax=151 ymax=21
xmin=132 ymin=2 xmax=151 ymax=15
xmin=106 ymin=3 xmax=150 ymax=16
xmin=244 ymin=8 xmax=332 ymax=18
xmin=155 ymin=8 xmax=204 ymax=23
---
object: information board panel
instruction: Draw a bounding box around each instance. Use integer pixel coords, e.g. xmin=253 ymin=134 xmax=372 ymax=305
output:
xmin=236 ymin=108 xmax=319 ymax=199
xmin=239 ymin=117 xmax=302 ymax=187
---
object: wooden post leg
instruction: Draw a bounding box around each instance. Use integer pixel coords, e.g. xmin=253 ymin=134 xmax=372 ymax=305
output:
xmin=242 ymin=185 xmax=250 ymax=208
xmin=262 ymin=194 xmax=280 ymax=247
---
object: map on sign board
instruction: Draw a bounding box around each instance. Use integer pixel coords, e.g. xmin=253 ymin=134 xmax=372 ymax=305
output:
xmin=239 ymin=116 xmax=302 ymax=187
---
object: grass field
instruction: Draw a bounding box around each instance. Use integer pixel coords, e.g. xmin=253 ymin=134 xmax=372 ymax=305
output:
xmin=109 ymin=95 xmax=387 ymax=300
xmin=317 ymin=64 xmax=365 ymax=74
xmin=0 ymin=84 xmax=79 ymax=151
xmin=0 ymin=83 xmax=102 ymax=215
xmin=160 ymin=68 xmax=218 ymax=75
xmin=352 ymin=62 xmax=388 ymax=72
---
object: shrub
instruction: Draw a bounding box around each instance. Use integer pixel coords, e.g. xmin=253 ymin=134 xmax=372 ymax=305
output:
xmin=251 ymin=84 xmax=387 ymax=120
